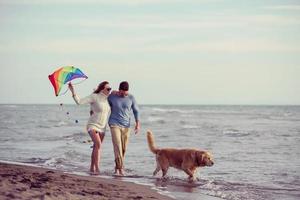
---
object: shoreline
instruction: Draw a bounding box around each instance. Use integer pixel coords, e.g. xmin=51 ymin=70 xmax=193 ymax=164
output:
xmin=0 ymin=162 xmax=173 ymax=200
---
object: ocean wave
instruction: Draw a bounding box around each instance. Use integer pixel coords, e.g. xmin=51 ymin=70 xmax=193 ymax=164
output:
xmin=54 ymin=121 xmax=69 ymax=127
xmin=223 ymin=129 xmax=253 ymax=137
xmin=22 ymin=157 xmax=51 ymax=164
xmin=64 ymin=150 xmax=86 ymax=160
xmin=150 ymin=107 xmax=197 ymax=114
xmin=62 ymin=132 xmax=88 ymax=144
xmin=181 ymin=125 xmax=200 ymax=129
xmin=200 ymin=179 xmax=300 ymax=200
xmin=37 ymin=120 xmax=78 ymax=129
xmin=37 ymin=124 xmax=53 ymax=128
xmin=146 ymin=116 xmax=166 ymax=124
xmin=0 ymin=105 xmax=19 ymax=108
xmin=1 ymin=120 xmax=17 ymax=125
xmin=44 ymin=157 xmax=77 ymax=170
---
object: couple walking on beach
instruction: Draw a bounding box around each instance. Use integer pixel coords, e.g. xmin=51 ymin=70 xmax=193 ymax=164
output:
xmin=68 ymin=81 xmax=140 ymax=176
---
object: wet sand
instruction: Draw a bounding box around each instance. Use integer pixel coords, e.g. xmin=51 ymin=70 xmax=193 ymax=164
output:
xmin=0 ymin=162 xmax=173 ymax=200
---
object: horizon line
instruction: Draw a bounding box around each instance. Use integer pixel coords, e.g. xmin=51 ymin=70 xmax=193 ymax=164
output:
xmin=0 ymin=103 xmax=299 ymax=106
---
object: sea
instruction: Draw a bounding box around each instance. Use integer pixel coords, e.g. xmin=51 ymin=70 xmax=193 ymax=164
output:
xmin=0 ymin=104 xmax=299 ymax=200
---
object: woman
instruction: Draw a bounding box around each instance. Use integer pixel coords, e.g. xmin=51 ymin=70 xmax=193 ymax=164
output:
xmin=68 ymin=81 xmax=111 ymax=175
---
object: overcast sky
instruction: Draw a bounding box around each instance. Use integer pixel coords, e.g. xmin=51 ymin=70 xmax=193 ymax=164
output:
xmin=0 ymin=0 xmax=299 ymax=105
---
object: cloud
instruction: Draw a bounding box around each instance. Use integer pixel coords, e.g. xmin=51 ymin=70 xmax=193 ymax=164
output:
xmin=1 ymin=3 xmax=299 ymax=55
xmin=239 ymin=14 xmax=300 ymax=26
xmin=0 ymin=0 xmax=218 ymax=6
xmin=264 ymin=5 xmax=300 ymax=11
xmin=143 ymin=39 xmax=300 ymax=54
xmin=52 ymin=18 xmax=242 ymax=30
xmin=1 ymin=36 xmax=299 ymax=55
xmin=3 ymin=13 xmax=298 ymax=32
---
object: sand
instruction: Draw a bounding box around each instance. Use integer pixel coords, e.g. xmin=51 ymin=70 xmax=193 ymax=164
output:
xmin=0 ymin=162 xmax=173 ymax=200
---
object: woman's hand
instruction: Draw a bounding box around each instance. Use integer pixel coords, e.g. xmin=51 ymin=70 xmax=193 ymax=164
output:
xmin=68 ymin=82 xmax=75 ymax=96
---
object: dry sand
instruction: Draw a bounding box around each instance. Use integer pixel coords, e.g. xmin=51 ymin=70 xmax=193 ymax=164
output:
xmin=0 ymin=162 xmax=173 ymax=200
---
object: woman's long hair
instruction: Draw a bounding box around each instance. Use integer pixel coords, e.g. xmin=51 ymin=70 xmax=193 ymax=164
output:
xmin=94 ymin=81 xmax=109 ymax=94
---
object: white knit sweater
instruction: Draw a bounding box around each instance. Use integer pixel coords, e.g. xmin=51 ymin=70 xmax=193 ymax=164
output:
xmin=73 ymin=92 xmax=111 ymax=133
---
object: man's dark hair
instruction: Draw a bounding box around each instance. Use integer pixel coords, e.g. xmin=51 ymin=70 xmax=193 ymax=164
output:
xmin=119 ymin=81 xmax=129 ymax=91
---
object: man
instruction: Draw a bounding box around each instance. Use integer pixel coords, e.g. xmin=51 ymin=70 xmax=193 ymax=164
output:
xmin=108 ymin=81 xmax=140 ymax=175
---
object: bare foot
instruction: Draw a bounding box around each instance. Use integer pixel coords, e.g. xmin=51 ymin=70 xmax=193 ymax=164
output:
xmin=90 ymin=170 xmax=100 ymax=176
xmin=113 ymin=169 xmax=125 ymax=176
xmin=118 ymin=169 xmax=125 ymax=176
xmin=114 ymin=169 xmax=118 ymax=175
xmin=188 ymin=176 xmax=196 ymax=182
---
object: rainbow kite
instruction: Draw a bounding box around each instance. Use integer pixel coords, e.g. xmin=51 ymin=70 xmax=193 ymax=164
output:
xmin=48 ymin=66 xmax=88 ymax=96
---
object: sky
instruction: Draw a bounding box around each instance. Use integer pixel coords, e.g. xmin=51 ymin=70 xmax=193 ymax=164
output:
xmin=0 ymin=0 xmax=300 ymax=105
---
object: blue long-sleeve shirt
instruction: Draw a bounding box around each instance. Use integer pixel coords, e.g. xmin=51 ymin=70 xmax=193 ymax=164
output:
xmin=108 ymin=93 xmax=139 ymax=128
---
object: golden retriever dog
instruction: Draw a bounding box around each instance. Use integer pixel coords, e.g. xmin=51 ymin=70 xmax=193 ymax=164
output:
xmin=147 ymin=130 xmax=214 ymax=180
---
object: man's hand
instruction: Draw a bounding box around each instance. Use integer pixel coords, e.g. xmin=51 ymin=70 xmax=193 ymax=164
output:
xmin=134 ymin=121 xmax=140 ymax=134
xmin=111 ymin=90 xmax=118 ymax=95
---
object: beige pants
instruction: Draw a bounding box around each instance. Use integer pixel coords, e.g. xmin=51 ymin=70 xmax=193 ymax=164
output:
xmin=110 ymin=126 xmax=130 ymax=170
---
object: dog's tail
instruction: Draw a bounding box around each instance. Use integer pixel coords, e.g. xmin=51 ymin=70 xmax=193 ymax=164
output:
xmin=147 ymin=130 xmax=158 ymax=154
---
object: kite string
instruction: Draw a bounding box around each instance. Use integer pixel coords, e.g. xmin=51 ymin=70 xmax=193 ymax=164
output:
xmin=59 ymin=88 xmax=69 ymax=96
xmin=57 ymin=78 xmax=87 ymax=96
xmin=72 ymin=78 xmax=86 ymax=85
